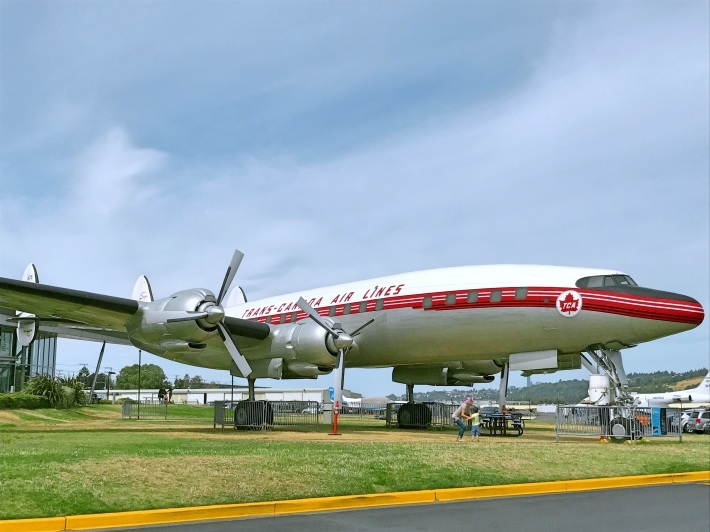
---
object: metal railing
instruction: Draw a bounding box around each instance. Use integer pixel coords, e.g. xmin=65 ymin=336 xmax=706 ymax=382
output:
xmin=555 ymin=405 xmax=682 ymax=442
xmin=384 ymin=402 xmax=458 ymax=429
xmin=121 ymin=400 xmax=168 ymax=419
xmin=214 ymin=400 xmax=321 ymax=430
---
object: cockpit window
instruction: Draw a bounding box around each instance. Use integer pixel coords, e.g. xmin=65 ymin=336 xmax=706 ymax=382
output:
xmin=576 ymin=275 xmax=638 ymax=288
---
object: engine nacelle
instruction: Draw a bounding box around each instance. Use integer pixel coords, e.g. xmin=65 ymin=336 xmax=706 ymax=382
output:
xmin=127 ymin=289 xmax=221 ymax=349
xmin=283 ymin=362 xmax=333 ymax=379
xmin=270 ymin=321 xmax=338 ymax=367
xmin=392 ymin=366 xmax=496 ymax=386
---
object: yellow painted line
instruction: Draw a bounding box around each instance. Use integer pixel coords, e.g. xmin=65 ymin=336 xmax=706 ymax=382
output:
xmin=1 ymin=471 xmax=708 ymax=531
xmin=64 ymin=502 xmax=276 ymax=531
xmin=435 ymin=480 xmax=565 ymax=502
xmin=274 ymin=490 xmax=436 ymax=515
xmin=1 ymin=516 xmax=66 ymax=532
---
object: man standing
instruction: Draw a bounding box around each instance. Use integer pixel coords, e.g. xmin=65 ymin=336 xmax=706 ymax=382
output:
xmin=452 ymin=397 xmax=473 ymax=441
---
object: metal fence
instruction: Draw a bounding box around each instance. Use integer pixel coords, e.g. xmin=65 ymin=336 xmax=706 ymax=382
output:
xmin=555 ymin=405 xmax=682 ymax=442
xmin=214 ymin=400 xmax=321 ymax=430
xmin=121 ymin=400 xmax=168 ymax=419
xmin=383 ymin=402 xmax=458 ymax=429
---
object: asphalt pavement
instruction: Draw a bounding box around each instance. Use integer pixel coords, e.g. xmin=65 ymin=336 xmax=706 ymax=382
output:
xmin=95 ymin=482 xmax=710 ymax=532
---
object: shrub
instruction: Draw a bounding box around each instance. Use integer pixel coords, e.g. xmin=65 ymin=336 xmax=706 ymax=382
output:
xmin=23 ymin=375 xmax=87 ymax=408
xmin=58 ymin=377 xmax=88 ymax=407
xmin=0 ymin=393 xmax=50 ymax=409
xmin=23 ymin=375 xmax=62 ymax=406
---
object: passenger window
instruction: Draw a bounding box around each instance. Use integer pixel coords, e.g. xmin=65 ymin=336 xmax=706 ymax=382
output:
xmin=375 ymin=299 xmax=384 ymax=311
xmin=515 ymin=287 xmax=528 ymax=300
xmin=423 ymin=296 xmax=432 ymax=309
xmin=445 ymin=293 xmax=456 ymax=306
xmin=490 ymin=290 xmax=502 ymax=302
xmin=467 ymin=290 xmax=478 ymax=303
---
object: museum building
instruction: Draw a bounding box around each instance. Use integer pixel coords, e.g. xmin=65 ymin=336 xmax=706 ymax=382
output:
xmin=0 ymin=322 xmax=57 ymax=393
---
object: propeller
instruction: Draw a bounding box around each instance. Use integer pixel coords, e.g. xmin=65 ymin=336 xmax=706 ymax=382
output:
xmin=215 ymin=251 xmax=252 ymax=377
xmin=169 ymin=250 xmax=252 ymax=377
xmin=296 ymin=297 xmax=378 ymax=418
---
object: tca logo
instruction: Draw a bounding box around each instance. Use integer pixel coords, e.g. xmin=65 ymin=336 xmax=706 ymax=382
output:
xmin=556 ymin=290 xmax=582 ymax=318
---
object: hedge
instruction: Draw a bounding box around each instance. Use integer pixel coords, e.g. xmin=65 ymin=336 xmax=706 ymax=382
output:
xmin=0 ymin=393 xmax=51 ymax=409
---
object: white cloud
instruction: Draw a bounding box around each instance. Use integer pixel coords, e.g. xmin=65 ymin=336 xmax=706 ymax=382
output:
xmin=73 ymin=127 xmax=166 ymax=218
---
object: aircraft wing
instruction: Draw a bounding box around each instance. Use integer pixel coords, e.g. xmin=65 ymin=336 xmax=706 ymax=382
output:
xmin=0 ymin=276 xmax=140 ymax=332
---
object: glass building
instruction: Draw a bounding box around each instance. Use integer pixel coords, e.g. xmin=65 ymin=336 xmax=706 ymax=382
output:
xmin=0 ymin=324 xmax=57 ymax=393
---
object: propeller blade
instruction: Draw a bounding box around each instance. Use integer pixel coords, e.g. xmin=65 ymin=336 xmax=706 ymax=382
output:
xmin=165 ymin=311 xmax=209 ymax=323
xmin=350 ymin=318 xmax=375 ymax=337
xmin=333 ymin=348 xmax=346 ymax=408
xmin=217 ymin=250 xmax=244 ymax=304
xmin=296 ymin=297 xmax=340 ymax=337
xmin=217 ymin=322 xmax=252 ymax=377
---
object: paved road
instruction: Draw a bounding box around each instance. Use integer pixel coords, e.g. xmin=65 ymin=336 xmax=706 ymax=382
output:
xmin=101 ymin=483 xmax=709 ymax=532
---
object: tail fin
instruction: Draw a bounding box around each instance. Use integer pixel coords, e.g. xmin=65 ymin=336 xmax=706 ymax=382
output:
xmin=132 ymin=275 xmax=154 ymax=302
xmin=22 ymin=263 xmax=39 ymax=283
xmin=17 ymin=263 xmax=39 ymax=346
xmin=693 ymin=371 xmax=710 ymax=393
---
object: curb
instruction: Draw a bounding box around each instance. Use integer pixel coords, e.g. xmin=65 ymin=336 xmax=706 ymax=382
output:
xmin=3 ymin=471 xmax=708 ymax=531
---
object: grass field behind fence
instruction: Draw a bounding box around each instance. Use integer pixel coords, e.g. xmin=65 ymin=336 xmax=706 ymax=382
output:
xmin=0 ymin=405 xmax=708 ymax=520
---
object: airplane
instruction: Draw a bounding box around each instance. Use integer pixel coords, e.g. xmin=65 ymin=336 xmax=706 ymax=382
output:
xmin=0 ymin=250 xmax=705 ymax=430
xmin=630 ymin=371 xmax=710 ymax=408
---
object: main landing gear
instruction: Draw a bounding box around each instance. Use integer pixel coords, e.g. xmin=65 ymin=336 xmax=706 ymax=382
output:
xmin=582 ymin=348 xmax=642 ymax=442
xmin=396 ymin=383 xmax=432 ymax=429
xmin=234 ymin=377 xmax=274 ymax=430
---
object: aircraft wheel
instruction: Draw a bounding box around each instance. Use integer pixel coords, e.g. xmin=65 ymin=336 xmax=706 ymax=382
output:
xmin=610 ymin=418 xmax=628 ymax=442
xmin=397 ymin=403 xmax=432 ymax=429
xmin=610 ymin=417 xmax=640 ymax=442
xmin=234 ymin=400 xmax=274 ymax=429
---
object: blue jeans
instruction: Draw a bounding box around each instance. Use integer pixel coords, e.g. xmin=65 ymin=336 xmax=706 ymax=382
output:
xmin=471 ymin=424 xmax=481 ymax=436
xmin=455 ymin=418 xmax=466 ymax=438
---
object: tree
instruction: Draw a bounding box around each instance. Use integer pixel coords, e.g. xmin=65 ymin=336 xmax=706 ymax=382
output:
xmin=76 ymin=366 xmax=91 ymax=387
xmin=116 ymin=364 xmax=169 ymax=389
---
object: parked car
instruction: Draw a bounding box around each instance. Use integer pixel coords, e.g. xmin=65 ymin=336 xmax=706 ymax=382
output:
xmin=680 ymin=410 xmax=694 ymax=431
xmin=688 ymin=409 xmax=710 ymax=434
xmin=684 ymin=409 xmax=705 ymax=433
xmin=301 ymin=404 xmax=322 ymax=414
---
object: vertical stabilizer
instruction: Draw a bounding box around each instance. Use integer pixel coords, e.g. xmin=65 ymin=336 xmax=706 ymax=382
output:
xmin=17 ymin=263 xmax=39 ymax=346
xmin=132 ymin=275 xmax=154 ymax=302
xmin=22 ymin=263 xmax=39 ymax=283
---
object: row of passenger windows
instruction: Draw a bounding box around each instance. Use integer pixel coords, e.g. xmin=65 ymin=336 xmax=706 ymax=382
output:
xmin=262 ymin=288 xmax=530 ymax=322
xmin=264 ymin=299 xmax=385 ymax=323
xmin=424 ymin=287 xmax=528 ymax=309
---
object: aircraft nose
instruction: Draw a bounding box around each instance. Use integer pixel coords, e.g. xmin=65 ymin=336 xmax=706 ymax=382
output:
xmin=643 ymin=288 xmax=704 ymax=327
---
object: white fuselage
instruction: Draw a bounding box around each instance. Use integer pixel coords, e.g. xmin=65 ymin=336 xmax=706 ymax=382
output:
xmin=168 ymin=264 xmax=703 ymax=372
xmin=631 ymin=373 xmax=710 ymax=407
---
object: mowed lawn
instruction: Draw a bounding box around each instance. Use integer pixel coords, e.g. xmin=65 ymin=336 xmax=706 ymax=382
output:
xmin=0 ymin=405 xmax=708 ymax=520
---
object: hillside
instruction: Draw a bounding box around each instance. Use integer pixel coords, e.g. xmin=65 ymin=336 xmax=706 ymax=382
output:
xmin=393 ymin=368 xmax=708 ymax=405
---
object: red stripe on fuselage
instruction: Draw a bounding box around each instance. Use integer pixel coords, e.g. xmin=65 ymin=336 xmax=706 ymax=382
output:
xmin=245 ymin=287 xmax=704 ymax=325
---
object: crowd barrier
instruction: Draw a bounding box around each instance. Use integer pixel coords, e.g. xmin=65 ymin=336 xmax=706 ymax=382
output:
xmin=555 ymin=405 xmax=682 ymax=442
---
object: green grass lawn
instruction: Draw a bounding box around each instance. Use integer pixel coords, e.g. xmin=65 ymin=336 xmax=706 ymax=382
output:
xmin=0 ymin=405 xmax=708 ymax=520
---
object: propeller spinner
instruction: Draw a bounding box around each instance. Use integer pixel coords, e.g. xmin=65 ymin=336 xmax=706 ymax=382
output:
xmin=167 ymin=250 xmax=252 ymax=377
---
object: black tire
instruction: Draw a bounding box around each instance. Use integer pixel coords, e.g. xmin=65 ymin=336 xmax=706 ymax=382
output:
xmin=397 ymin=403 xmax=432 ymax=429
xmin=234 ymin=400 xmax=274 ymax=429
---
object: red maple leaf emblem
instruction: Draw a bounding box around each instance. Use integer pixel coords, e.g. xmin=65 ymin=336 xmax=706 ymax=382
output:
xmin=558 ymin=292 xmax=579 ymax=314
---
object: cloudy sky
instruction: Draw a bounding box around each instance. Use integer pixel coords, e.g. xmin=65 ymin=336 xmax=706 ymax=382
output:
xmin=1 ymin=1 xmax=708 ymax=397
